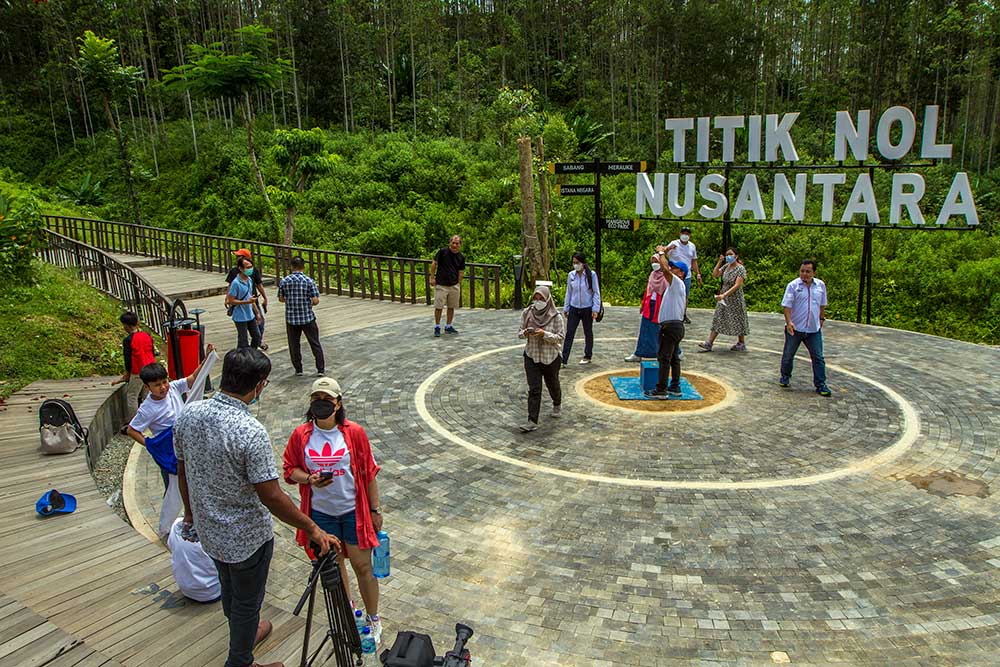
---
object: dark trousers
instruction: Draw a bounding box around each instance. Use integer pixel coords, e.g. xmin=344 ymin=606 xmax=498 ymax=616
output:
xmin=234 ymin=319 xmax=262 ymax=349
xmin=524 ymin=354 xmax=562 ymax=423
xmin=656 ymin=321 xmax=685 ymax=391
xmin=212 ymin=538 xmax=274 ymax=667
xmin=780 ymin=329 xmax=827 ymax=389
xmin=562 ymin=306 xmax=594 ymax=362
xmin=286 ymin=320 xmax=325 ymax=373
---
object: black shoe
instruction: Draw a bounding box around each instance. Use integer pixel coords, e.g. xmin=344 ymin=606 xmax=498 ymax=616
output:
xmin=817 ymin=386 xmax=832 ymax=397
xmin=434 ymin=326 xmax=441 ymax=337
xmin=643 ymin=389 xmax=669 ymax=400
xmin=444 ymin=325 xmax=459 ymax=334
xmin=779 ymin=377 xmax=790 ymax=388
xmin=667 ymin=386 xmax=682 ymax=397
xmin=294 ymin=370 xmax=303 ymax=377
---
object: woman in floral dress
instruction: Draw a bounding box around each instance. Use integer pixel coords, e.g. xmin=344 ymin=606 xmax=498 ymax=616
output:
xmin=698 ymin=247 xmax=750 ymax=352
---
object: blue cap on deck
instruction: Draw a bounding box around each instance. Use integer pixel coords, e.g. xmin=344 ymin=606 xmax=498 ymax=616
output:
xmin=36 ymin=489 xmax=77 ymax=516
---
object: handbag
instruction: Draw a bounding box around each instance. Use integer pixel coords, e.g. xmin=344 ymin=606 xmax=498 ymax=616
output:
xmin=595 ymin=301 xmax=606 ymax=323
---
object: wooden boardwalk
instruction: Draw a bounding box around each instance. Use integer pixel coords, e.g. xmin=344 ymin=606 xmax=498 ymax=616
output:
xmin=0 ymin=254 xmax=429 ymax=666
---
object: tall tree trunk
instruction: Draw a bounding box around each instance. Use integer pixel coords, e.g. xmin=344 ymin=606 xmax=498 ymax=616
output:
xmin=283 ymin=171 xmax=307 ymax=246
xmin=243 ymin=92 xmax=277 ymax=229
xmin=517 ymin=136 xmax=545 ymax=283
xmin=103 ymin=98 xmax=142 ymax=226
xmin=535 ymin=136 xmax=551 ymax=277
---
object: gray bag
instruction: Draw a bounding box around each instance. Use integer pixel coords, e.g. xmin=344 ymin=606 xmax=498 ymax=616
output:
xmin=38 ymin=398 xmax=88 ymax=455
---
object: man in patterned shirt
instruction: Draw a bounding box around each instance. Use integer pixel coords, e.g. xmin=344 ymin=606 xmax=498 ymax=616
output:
xmin=175 ymin=348 xmax=340 ymax=667
xmin=278 ymin=256 xmax=326 ymax=377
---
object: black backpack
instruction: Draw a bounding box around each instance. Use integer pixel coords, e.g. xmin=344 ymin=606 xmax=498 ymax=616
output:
xmin=38 ymin=398 xmax=89 ymax=455
xmin=379 ymin=631 xmax=436 ymax=667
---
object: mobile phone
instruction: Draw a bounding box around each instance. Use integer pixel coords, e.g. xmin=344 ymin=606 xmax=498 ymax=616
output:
xmin=320 ymin=470 xmax=333 ymax=481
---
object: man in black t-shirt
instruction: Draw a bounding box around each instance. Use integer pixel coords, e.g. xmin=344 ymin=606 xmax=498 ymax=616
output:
xmin=226 ymin=248 xmax=269 ymax=350
xmin=429 ymin=235 xmax=466 ymax=337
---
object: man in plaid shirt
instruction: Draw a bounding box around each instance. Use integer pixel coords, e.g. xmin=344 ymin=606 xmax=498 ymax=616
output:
xmin=278 ymin=256 xmax=326 ymax=377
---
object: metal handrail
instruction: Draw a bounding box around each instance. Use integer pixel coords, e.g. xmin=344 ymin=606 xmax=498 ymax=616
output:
xmin=38 ymin=229 xmax=177 ymax=339
xmin=43 ymin=215 xmax=504 ymax=309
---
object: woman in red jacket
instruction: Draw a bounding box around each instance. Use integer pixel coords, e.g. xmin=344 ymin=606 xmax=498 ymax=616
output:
xmin=282 ymin=377 xmax=384 ymax=643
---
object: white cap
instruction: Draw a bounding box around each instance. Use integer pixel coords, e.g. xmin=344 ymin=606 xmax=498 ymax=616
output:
xmin=309 ymin=377 xmax=342 ymax=400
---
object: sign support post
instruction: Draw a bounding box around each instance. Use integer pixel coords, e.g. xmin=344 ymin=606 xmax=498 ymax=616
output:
xmin=593 ymin=157 xmax=602 ymax=280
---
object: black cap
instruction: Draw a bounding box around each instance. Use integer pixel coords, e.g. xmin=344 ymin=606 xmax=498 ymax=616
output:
xmin=680 ymin=226 xmax=692 ymax=233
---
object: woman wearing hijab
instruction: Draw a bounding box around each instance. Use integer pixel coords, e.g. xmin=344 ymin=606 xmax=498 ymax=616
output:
xmin=625 ymin=258 xmax=670 ymax=361
xmin=517 ymin=285 xmax=565 ymax=432
xmin=282 ymin=377 xmax=385 ymax=644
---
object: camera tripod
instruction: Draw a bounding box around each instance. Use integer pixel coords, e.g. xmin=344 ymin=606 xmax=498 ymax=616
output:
xmin=293 ymin=549 xmax=363 ymax=667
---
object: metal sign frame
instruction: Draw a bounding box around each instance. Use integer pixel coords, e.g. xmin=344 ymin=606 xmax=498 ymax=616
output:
xmin=551 ymin=158 xmax=977 ymax=324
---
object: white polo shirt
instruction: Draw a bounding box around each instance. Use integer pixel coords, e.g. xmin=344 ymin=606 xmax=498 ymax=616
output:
xmin=657 ymin=275 xmax=687 ymax=323
xmin=781 ymin=277 xmax=827 ymax=333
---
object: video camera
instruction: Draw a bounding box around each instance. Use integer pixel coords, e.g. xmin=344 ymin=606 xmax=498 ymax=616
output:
xmin=380 ymin=623 xmax=474 ymax=667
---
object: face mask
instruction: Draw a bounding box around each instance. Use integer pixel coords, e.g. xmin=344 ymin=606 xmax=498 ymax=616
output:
xmin=532 ymin=300 xmax=547 ymax=311
xmin=680 ymin=234 xmax=690 ymax=243
xmin=725 ymin=255 xmax=736 ymax=264
xmin=573 ymin=263 xmax=583 ymax=272
xmin=244 ymin=268 xmax=254 ymax=277
xmin=651 ymin=263 xmax=661 ymax=271
xmin=311 ymin=399 xmax=337 ymax=420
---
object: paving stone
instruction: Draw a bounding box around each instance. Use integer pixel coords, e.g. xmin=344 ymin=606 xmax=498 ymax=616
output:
xmin=133 ymin=306 xmax=1000 ymax=664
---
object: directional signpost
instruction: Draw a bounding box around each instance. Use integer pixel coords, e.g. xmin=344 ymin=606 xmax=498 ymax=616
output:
xmin=550 ymin=159 xmax=652 ymax=278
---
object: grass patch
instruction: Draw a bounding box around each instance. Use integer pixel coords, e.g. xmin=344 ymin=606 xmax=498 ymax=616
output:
xmin=0 ymin=262 xmax=133 ymax=399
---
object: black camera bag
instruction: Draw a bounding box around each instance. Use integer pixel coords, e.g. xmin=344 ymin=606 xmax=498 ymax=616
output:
xmin=379 ymin=631 xmax=436 ymax=667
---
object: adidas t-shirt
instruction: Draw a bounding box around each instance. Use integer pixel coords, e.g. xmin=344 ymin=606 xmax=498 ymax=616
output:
xmin=304 ymin=425 xmax=356 ymax=517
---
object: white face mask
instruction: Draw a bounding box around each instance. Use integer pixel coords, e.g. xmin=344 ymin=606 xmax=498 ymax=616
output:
xmin=680 ymin=234 xmax=690 ymax=243
xmin=532 ymin=300 xmax=547 ymax=311
xmin=573 ymin=262 xmax=584 ymax=272
xmin=651 ymin=263 xmax=661 ymax=271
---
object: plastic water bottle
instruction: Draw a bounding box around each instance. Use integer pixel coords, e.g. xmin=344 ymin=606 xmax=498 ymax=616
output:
xmin=372 ymin=530 xmax=390 ymax=579
xmin=354 ymin=609 xmax=366 ymax=637
xmin=360 ymin=626 xmax=376 ymax=659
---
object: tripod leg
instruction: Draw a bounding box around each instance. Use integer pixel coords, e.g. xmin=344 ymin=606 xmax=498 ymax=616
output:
xmin=300 ymin=581 xmax=317 ymax=667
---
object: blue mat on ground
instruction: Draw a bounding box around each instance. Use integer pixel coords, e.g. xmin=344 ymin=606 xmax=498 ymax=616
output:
xmin=609 ymin=375 xmax=703 ymax=401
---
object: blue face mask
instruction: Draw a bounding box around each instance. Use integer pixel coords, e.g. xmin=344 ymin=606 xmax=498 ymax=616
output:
xmin=245 ymin=268 xmax=254 ymax=277
xmin=725 ymin=255 xmax=736 ymax=264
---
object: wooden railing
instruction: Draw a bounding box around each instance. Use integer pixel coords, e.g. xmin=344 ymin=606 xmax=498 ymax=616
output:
xmin=39 ymin=230 xmax=177 ymax=339
xmin=43 ymin=215 xmax=504 ymax=309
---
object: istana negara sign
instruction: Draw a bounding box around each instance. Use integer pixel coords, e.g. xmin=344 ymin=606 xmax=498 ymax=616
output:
xmin=635 ymin=105 xmax=978 ymax=227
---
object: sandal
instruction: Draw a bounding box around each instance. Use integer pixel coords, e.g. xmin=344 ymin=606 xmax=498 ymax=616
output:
xmin=697 ymin=341 xmax=713 ymax=352
xmin=730 ymin=343 xmax=747 ymax=352
xmin=259 ymin=343 xmax=269 ymax=351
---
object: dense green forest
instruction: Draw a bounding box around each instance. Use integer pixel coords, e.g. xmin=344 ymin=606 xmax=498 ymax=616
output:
xmin=1 ymin=0 xmax=998 ymax=343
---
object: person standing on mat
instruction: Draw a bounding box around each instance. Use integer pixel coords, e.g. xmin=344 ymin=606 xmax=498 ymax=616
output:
xmin=624 ymin=258 xmax=669 ymax=362
xmin=278 ymin=256 xmax=326 ymax=377
xmin=517 ymin=285 xmax=565 ymax=432
xmin=661 ymin=226 xmax=701 ymax=323
xmin=561 ymin=252 xmax=601 ymax=366
xmin=226 ymin=248 xmax=269 ymax=351
xmin=644 ymin=253 xmax=687 ymax=399
xmin=779 ymin=259 xmax=831 ymax=397
xmin=430 ymin=235 xmax=465 ymax=337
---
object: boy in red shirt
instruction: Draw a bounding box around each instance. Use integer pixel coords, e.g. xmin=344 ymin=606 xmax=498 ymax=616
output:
xmin=111 ymin=311 xmax=157 ymax=420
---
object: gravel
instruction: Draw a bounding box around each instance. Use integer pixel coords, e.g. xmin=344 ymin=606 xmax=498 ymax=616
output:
xmin=92 ymin=433 xmax=135 ymax=525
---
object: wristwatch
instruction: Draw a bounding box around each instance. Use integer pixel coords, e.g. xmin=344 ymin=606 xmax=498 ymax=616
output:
xmin=370 ymin=506 xmax=382 ymax=515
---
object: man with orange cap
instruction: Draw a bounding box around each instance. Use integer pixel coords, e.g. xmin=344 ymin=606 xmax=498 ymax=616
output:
xmin=226 ymin=248 xmax=270 ymax=351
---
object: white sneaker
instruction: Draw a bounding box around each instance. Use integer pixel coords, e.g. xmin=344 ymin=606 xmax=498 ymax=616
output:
xmin=519 ymin=421 xmax=538 ymax=432
xmin=624 ymin=354 xmax=641 ymax=362
xmin=366 ymin=615 xmax=382 ymax=644
xmin=551 ymin=405 xmax=561 ymax=418
xmin=579 ymin=357 xmax=592 ymax=365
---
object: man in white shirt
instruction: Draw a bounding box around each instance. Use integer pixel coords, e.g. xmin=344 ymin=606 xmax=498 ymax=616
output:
xmin=779 ymin=259 xmax=831 ymax=396
xmin=662 ymin=226 xmax=701 ymax=323
xmin=644 ymin=253 xmax=688 ymax=399
xmin=167 ymin=518 xmax=221 ymax=603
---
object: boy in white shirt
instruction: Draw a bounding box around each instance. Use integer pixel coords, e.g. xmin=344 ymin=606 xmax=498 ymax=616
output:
xmin=126 ymin=348 xmax=214 ymax=491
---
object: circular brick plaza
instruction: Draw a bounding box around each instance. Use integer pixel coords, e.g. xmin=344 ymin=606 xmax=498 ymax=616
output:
xmin=133 ymin=306 xmax=1000 ymax=665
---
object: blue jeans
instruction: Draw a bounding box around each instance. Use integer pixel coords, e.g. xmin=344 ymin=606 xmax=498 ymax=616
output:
xmin=780 ymin=329 xmax=827 ymax=389
xmin=562 ymin=307 xmax=594 ymax=362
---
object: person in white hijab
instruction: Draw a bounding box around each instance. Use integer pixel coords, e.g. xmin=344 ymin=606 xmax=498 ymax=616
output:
xmin=517 ymin=285 xmax=566 ymax=432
